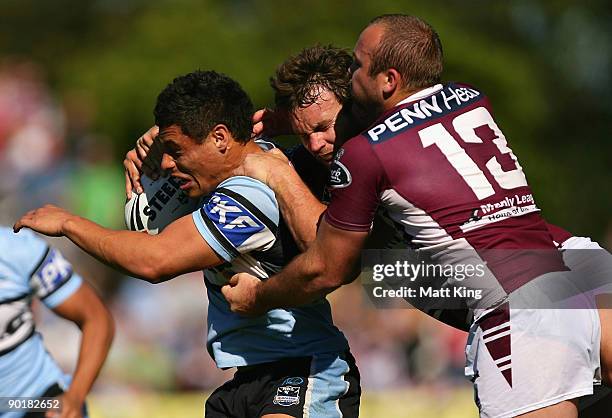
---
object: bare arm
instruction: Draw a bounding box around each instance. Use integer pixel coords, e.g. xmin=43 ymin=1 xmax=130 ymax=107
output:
xmin=50 ymin=282 xmax=114 ymax=418
xmin=222 ymin=219 xmax=368 ymax=315
xmin=237 ymin=152 xmax=326 ymax=251
xmin=267 ymin=162 xmax=327 ymax=251
xmin=249 ymin=108 xmax=328 ymax=250
xmin=14 ymin=205 xmax=223 ymax=283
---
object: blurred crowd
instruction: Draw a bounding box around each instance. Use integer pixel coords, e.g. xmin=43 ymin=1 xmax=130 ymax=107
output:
xmin=0 ymin=58 xmax=546 ymax=397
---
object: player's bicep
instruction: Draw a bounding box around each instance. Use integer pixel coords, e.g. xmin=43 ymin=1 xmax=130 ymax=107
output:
xmin=153 ymin=213 xmax=224 ymax=278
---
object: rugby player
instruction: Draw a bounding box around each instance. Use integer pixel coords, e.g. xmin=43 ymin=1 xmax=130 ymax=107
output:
xmin=1 ymin=226 xmax=113 ymax=418
xmin=125 ymin=45 xmax=606 ymax=331
xmin=15 ymin=70 xmax=360 ymax=418
xmin=222 ymin=15 xmax=612 ymax=418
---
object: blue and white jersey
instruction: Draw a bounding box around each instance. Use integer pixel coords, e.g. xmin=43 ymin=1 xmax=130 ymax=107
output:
xmin=192 ymin=176 xmax=348 ymax=368
xmin=0 ymin=227 xmax=82 ymax=414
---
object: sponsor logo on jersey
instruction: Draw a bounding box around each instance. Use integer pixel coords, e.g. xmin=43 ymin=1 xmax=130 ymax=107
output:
xmin=31 ymin=249 xmax=73 ymax=297
xmin=460 ymin=193 xmax=539 ymax=233
xmin=329 ymin=160 xmax=352 ymax=189
xmin=282 ymin=377 xmax=304 ymax=386
xmin=273 ymin=386 xmax=300 ymax=407
xmin=205 ymin=193 xmax=265 ymax=247
xmin=366 ymin=84 xmax=481 ymax=143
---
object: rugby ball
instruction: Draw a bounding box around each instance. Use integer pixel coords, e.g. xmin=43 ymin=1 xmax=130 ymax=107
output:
xmin=125 ymin=175 xmax=200 ymax=235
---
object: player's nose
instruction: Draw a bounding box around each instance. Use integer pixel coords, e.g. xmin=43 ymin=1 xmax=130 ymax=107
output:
xmin=160 ymin=153 xmax=176 ymax=171
xmin=307 ymin=134 xmax=326 ymax=153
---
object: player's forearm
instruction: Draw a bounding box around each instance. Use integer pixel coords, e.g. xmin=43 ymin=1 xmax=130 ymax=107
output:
xmin=256 ymin=222 xmax=366 ymax=310
xmin=62 ymin=216 xmax=169 ymax=282
xmin=66 ymin=305 xmax=114 ymax=403
xmin=267 ymin=167 xmax=326 ymax=251
xmin=256 ymin=245 xmax=342 ymax=310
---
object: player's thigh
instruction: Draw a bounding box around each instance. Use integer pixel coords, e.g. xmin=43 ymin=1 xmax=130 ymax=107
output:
xmin=467 ymin=306 xmax=598 ymax=418
xmin=597 ymin=293 xmax=612 ymax=385
xmin=514 ymin=399 xmax=578 ymax=418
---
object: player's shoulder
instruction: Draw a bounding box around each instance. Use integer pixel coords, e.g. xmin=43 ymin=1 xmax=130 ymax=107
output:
xmin=216 ymin=176 xmax=277 ymax=203
xmin=0 ymin=226 xmax=44 ymax=248
xmin=0 ymin=227 xmax=48 ymax=271
xmin=338 ymin=130 xmax=377 ymax=160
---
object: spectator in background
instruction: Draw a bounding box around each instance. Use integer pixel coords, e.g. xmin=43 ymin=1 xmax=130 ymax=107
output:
xmin=0 ymin=60 xmax=65 ymax=200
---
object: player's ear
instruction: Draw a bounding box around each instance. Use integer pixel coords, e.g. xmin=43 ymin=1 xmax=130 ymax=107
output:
xmin=382 ymin=68 xmax=401 ymax=96
xmin=211 ymin=124 xmax=231 ymax=151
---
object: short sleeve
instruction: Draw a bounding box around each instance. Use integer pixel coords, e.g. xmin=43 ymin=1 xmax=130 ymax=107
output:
xmin=29 ymin=246 xmax=83 ymax=309
xmin=192 ymin=176 xmax=280 ymax=262
xmin=325 ymin=136 xmax=386 ymax=231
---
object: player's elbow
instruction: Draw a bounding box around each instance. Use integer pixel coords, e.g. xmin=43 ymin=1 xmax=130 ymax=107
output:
xmin=78 ymin=288 xmax=115 ymax=347
xmin=307 ymin=256 xmax=346 ymax=294
xmin=137 ymin=264 xmax=173 ymax=284
xmin=318 ymin=258 xmax=361 ymax=294
xmin=135 ymin=251 xmax=176 ymax=283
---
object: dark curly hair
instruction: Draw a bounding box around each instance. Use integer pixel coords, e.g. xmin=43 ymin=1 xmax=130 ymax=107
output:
xmin=271 ymin=45 xmax=352 ymax=111
xmin=154 ymin=70 xmax=254 ymax=144
xmin=368 ymin=14 xmax=443 ymax=91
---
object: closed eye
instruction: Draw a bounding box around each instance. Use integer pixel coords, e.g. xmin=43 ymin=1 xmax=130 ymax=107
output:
xmin=315 ymin=120 xmax=334 ymax=132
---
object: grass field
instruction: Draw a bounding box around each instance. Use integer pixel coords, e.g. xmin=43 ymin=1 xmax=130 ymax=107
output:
xmin=88 ymin=387 xmax=478 ymax=417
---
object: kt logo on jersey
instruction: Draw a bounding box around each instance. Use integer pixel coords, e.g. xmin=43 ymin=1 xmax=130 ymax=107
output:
xmin=205 ymin=193 xmax=265 ymax=246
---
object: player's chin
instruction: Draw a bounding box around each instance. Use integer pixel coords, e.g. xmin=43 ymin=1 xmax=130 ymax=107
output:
xmin=187 ymin=181 xmax=210 ymax=198
xmin=177 ymin=178 xmax=197 ymax=195
xmin=316 ymin=153 xmax=334 ymax=166
xmin=183 ymin=185 xmax=199 ymax=198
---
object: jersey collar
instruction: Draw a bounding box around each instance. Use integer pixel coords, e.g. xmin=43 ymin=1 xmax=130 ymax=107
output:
xmin=396 ymin=84 xmax=443 ymax=106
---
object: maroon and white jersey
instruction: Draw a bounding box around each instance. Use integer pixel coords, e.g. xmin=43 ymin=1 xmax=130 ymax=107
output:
xmin=326 ymin=83 xmax=566 ymax=294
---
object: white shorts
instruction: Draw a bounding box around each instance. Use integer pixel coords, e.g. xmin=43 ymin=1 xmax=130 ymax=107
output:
xmin=560 ymin=236 xmax=612 ymax=297
xmin=465 ymin=235 xmax=610 ymax=417
xmin=466 ymin=302 xmax=601 ymax=418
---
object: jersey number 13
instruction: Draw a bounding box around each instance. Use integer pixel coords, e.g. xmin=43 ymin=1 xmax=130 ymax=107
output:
xmin=418 ymin=106 xmax=528 ymax=200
